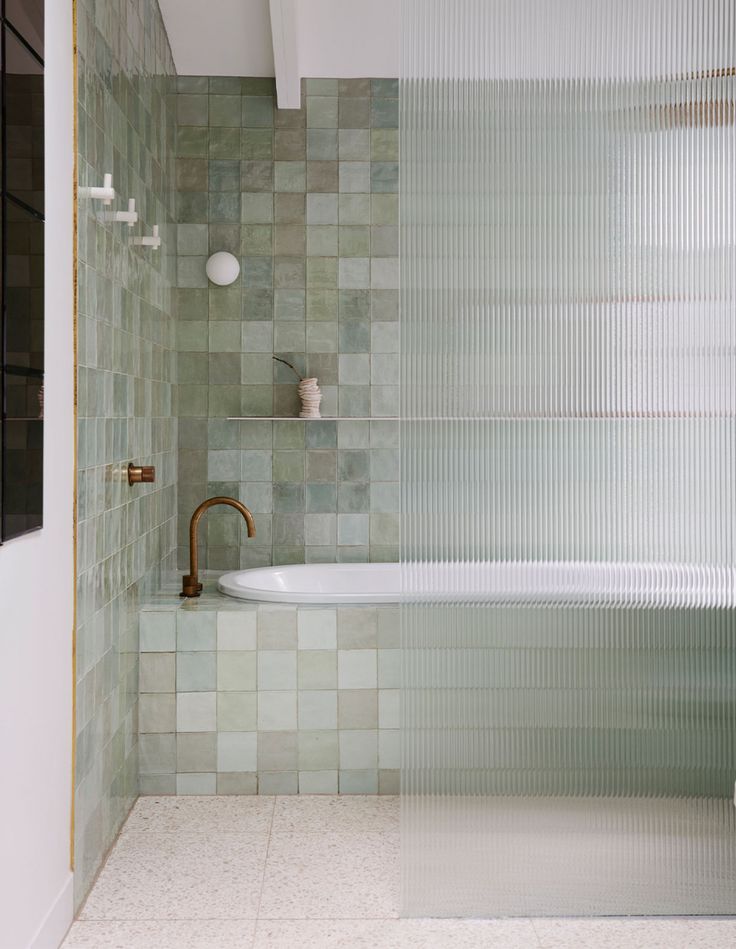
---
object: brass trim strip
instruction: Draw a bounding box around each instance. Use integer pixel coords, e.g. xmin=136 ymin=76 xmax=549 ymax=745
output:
xmin=71 ymin=0 xmax=78 ymax=873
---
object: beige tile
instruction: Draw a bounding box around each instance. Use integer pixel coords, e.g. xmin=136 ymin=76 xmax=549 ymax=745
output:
xmin=80 ymin=831 xmax=269 ymax=920
xmin=63 ymin=920 xmax=255 ymax=948
xmin=253 ymin=919 xmax=539 ymax=948
xmin=122 ymin=795 xmax=274 ymax=836
xmin=533 ymin=918 xmax=736 ymax=949
xmin=259 ymin=830 xmax=398 ymax=919
xmin=271 ymin=794 xmax=398 ymax=834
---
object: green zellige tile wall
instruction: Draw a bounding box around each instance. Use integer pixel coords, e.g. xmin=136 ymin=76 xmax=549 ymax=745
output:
xmin=176 ymin=78 xmax=400 ymax=570
xmin=75 ymin=0 xmax=177 ymax=908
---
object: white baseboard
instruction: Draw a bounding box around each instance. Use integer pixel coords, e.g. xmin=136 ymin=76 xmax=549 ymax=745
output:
xmin=28 ymin=873 xmax=74 ymax=949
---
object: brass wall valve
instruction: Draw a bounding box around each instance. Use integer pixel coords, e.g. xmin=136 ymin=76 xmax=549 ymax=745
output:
xmin=127 ymin=463 xmax=156 ymax=485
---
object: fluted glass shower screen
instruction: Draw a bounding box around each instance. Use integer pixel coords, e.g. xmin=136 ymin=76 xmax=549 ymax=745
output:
xmin=400 ymin=0 xmax=736 ymax=917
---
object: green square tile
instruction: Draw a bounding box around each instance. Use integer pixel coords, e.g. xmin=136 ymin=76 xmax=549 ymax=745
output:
xmin=241 ymin=386 xmax=274 ymax=417
xmin=337 ymin=420 xmax=370 ymax=448
xmin=274 ymin=129 xmax=306 ymax=160
xmin=274 ymin=322 xmax=306 ymax=353
xmin=339 ymin=193 xmax=371 ymax=225
xmin=242 ymin=160 xmax=274 ymax=192
xmin=178 ymin=94 xmax=208 ymax=126
xmin=274 ymin=224 xmax=306 ymax=256
xmin=209 ymin=321 xmax=241 ymax=353
xmin=209 ymin=192 xmax=241 ymax=222
xmin=209 ymin=159 xmax=240 ymax=191
xmin=177 ymin=288 xmax=208 ymax=321
xmin=371 ymin=79 xmax=398 ymax=97
xmin=371 ymin=97 xmax=399 ymax=128
xmin=307 ymin=161 xmax=338 ymax=192
xmin=209 ymin=223 xmax=242 ymax=255
xmin=306 ymin=321 xmax=338 ymax=353
xmin=338 ymin=129 xmax=370 ymax=161
xmin=209 ymin=287 xmax=241 ymax=321
xmin=178 ymin=126 xmax=209 ymax=157
xmin=339 ymin=97 xmax=370 ymax=128
xmin=242 ymin=449 xmax=273 ymax=480
xmin=371 ymin=290 xmax=399 ymax=321
xmin=306 ymin=225 xmax=338 ymax=256
xmin=339 ymin=386 xmax=370 ymax=418
xmin=178 ymin=192 xmax=209 ymax=223
xmin=177 ymin=158 xmax=208 ymax=191
xmin=243 ymin=95 xmax=274 ymax=127
xmin=244 ymin=256 xmax=274 ymax=288
xmin=242 ymin=193 xmax=274 ymax=224
xmin=307 ymin=257 xmax=337 ymax=289
xmin=306 ymin=353 xmax=338 ymax=385
xmin=243 ymin=288 xmax=274 ymax=321
xmin=210 ymin=77 xmax=242 ymax=94
xmin=370 ymin=225 xmax=398 ymax=257
xmin=209 ymin=352 xmax=241 ymax=383
xmin=338 ymin=78 xmax=371 ymax=97
xmin=242 ymin=224 xmax=273 ymax=255
xmin=274 ymin=106 xmax=306 ymax=129
xmin=209 ymin=385 xmax=242 ymax=416
xmin=274 ymin=420 xmax=306 ymax=449
xmin=210 ymin=95 xmax=242 ymax=127
xmin=371 ymin=128 xmax=398 ymax=161
xmin=274 ymin=161 xmax=306 ymax=193
xmin=338 ymin=319 xmax=370 ymax=352
xmin=338 ymin=226 xmax=370 ymax=257
xmin=307 ymin=96 xmax=338 ymax=128
xmin=243 ymin=78 xmax=276 ymax=95
xmin=242 ymin=321 xmax=273 ymax=352
xmin=306 ymin=483 xmax=337 ymax=512
xmin=338 ymin=289 xmax=371 ymax=321
xmin=306 ymin=79 xmax=338 ymax=95
xmin=306 ymin=449 xmax=337 ymax=482
xmin=209 ymin=127 xmax=241 ymax=158
xmin=371 ymin=162 xmax=399 ymax=193
xmin=307 ymin=128 xmax=338 ymax=160
xmin=274 ymin=257 xmax=305 ymax=289
xmin=307 ymin=289 xmax=338 ymax=321
xmin=306 ymin=420 xmax=337 ymax=449
xmin=178 ymin=384 xmax=209 ymax=416
xmin=306 ymin=193 xmax=338 ymax=225
xmin=274 ymin=289 xmax=306 ymax=321
xmin=242 ymin=129 xmax=274 ymax=160
xmin=178 ymin=76 xmax=208 ymax=94
xmin=178 ymin=322 xmax=209 ymax=352
xmin=178 ymin=223 xmax=209 ymax=256
xmin=179 ymin=352 xmax=208 ymax=384
xmin=274 ymin=193 xmax=306 ymax=224
xmin=241 ymin=353 xmax=273 ymax=385
xmin=273 ymin=353 xmax=306 ymax=383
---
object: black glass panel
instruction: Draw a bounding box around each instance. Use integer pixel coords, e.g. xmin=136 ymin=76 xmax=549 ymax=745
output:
xmin=1 ymin=11 xmax=45 ymax=542
xmin=5 ymin=27 xmax=44 ymax=215
xmin=4 ymin=0 xmax=43 ymax=57
xmin=2 ymin=418 xmax=43 ymax=535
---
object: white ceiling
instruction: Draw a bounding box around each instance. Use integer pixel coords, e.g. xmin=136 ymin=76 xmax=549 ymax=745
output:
xmin=158 ymin=0 xmax=399 ymax=81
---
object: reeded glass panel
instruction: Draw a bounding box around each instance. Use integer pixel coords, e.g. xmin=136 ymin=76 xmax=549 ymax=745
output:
xmin=401 ymin=0 xmax=736 ymax=917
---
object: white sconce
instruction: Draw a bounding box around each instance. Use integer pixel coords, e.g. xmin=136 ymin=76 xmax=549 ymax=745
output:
xmin=133 ymin=224 xmax=162 ymax=249
xmin=206 ymin=251 xmax=240 ymax=286
xmin=105 ymin=197 xmax=138 ymax=227
xmin=79 ymin=172 xmax=116 ymax=205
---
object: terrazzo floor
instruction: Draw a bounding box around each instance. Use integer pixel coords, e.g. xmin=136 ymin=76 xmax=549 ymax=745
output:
xmin=62 ymin=796 xmax=736 ymax=948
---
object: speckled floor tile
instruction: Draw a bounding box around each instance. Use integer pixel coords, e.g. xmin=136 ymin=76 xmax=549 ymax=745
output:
xmin=62 ymin=920 xmax=255 ymax=948
xmin=271 ymin=794 xmax=398 ymax=834
xmin=253 ymin=918 xmax=540 ymax=948
xmin=533 ymin=917 xmax=736 ymax=949
xmin=124 ymin=795 xmax=275 ymax=836
xmin=259 ymin=831 xmax=399 ymax=919
xmin=79 ymin=831 xmax=269 ymax=920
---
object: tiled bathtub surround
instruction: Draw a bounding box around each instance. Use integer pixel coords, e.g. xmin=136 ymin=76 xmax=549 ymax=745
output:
xmin=176 ymin=77 xmax=400 ymax=569
xmin=139 ymin=596 xmax=400 ymax=795
xmin=75 ymin=0 xmax=177 ymax=906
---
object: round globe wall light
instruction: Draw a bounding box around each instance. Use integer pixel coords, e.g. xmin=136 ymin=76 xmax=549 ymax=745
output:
xmin=206 ymin=251 xmax=240 ymax=286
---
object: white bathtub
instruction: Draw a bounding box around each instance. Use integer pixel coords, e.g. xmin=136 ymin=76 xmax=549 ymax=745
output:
xmin=217 ymin=561 xmax=735 ymax=606
xmin=218 ymin=562 xmax=400 ymax=604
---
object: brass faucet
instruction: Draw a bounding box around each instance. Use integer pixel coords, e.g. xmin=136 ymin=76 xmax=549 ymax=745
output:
xmin=181 ymin=496 xmax=256 ymax=597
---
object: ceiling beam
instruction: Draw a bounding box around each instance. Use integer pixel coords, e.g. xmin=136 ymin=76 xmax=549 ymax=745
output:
xmin=269 ymin=0 xmax=301 ymax=109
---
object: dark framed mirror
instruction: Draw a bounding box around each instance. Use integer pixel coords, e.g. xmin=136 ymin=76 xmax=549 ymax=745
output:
xmin=1 ymin=0 xmax=44 ymax=541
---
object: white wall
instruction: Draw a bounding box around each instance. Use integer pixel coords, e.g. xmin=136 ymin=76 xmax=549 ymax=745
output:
xmin=0 ymin=0 xmax=75 ymax=946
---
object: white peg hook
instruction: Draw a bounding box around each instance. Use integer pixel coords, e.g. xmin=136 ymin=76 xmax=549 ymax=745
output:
xmin=79 ymin=172 xmax=116 ymax=205
xmin=132 ymin=224 xmax=162 ymax=249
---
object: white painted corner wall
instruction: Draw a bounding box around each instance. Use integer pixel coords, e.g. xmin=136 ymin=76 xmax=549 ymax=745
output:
xmin=159 ymin=0 xmax=399 ymax=88
xmin=0 ymin=0 xmax=75 ymax=946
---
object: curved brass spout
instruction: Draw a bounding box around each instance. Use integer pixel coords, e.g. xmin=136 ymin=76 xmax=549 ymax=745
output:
xmin=181 ymin=496 xmax=256 ymax=597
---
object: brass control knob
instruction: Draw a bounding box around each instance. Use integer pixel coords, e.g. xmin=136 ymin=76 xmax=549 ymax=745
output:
xmin=128 ymin=463 xmax=156 ymax=485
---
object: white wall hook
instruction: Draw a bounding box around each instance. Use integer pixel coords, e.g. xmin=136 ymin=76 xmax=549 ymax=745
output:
xmin=132 ymin=224 xmax=161 ymax=249
xmin=79 ymin=172 xmax=116 ymax=205
xmin=104 ymin=197 xmax=138 ymax=227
